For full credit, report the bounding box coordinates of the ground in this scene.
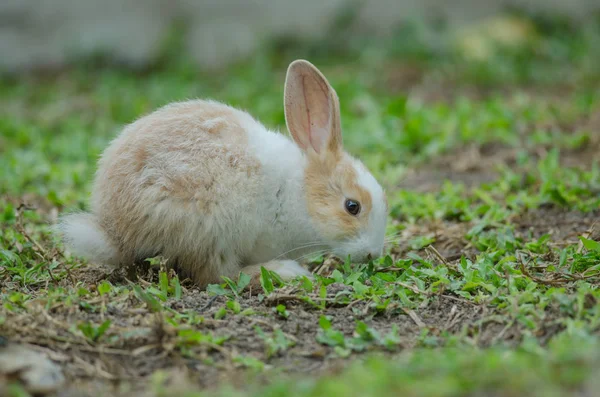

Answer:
[1,13,600,397]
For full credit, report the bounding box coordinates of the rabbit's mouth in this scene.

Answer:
[331,240,383,264]
[349,251,381,263]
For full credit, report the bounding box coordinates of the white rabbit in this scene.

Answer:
[58,60,388,287]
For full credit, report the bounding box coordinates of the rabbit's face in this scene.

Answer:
[305,152,387,263]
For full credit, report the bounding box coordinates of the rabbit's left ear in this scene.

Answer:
[284,60,342,155]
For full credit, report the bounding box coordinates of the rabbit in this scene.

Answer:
[57,60,388,287]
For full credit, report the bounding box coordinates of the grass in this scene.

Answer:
[1,11,600,397]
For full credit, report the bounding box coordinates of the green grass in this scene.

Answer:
[1,12,600,397]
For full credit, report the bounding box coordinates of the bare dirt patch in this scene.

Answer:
[514,206,600,243]
[398,143,512,192]
[399,136,599,193]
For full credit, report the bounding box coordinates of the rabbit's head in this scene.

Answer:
[285,60,388,262]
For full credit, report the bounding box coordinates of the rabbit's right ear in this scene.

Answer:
[284,60,342,156]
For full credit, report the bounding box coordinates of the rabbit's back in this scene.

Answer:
[91,100,267,284]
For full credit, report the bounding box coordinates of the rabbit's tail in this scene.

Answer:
[56,213,118,265]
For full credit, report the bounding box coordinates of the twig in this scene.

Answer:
[15,204,49,257]
[426,245,460,272]
[16,335,135,356]
[519,259,566,286]
[345,298,366,310]
[198,296,219,313]
[491,320,515,345]
[440,294,478,305]
[395,281,427,295]
[402,308,426,328]
[248,318,277,329]
[265,293,335,304]
[73,355,117,380]
[443,305,461,331]
[131,344,161,356]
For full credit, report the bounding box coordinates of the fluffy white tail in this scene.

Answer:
[57,213,118,265]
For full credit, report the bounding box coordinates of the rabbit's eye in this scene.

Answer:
[344,199,361,216]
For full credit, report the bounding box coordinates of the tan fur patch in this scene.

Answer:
[164,101,248,143]
[132,147,148,171]
[304,152,373,240]
[92,100,263,285]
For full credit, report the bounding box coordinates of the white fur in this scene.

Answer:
[243,126,328,264]
[355,158,388,257]
[268,260,314,279]
[57,213,118,264]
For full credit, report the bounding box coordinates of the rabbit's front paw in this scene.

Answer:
[241,259,313,284]
[268,260,313,280]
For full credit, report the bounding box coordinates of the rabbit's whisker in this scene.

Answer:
[274,242,328,260]
[296,250,329,262]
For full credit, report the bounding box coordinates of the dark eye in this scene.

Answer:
[344,199,361,216]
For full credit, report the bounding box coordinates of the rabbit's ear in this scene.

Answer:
[284,60,342,155]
